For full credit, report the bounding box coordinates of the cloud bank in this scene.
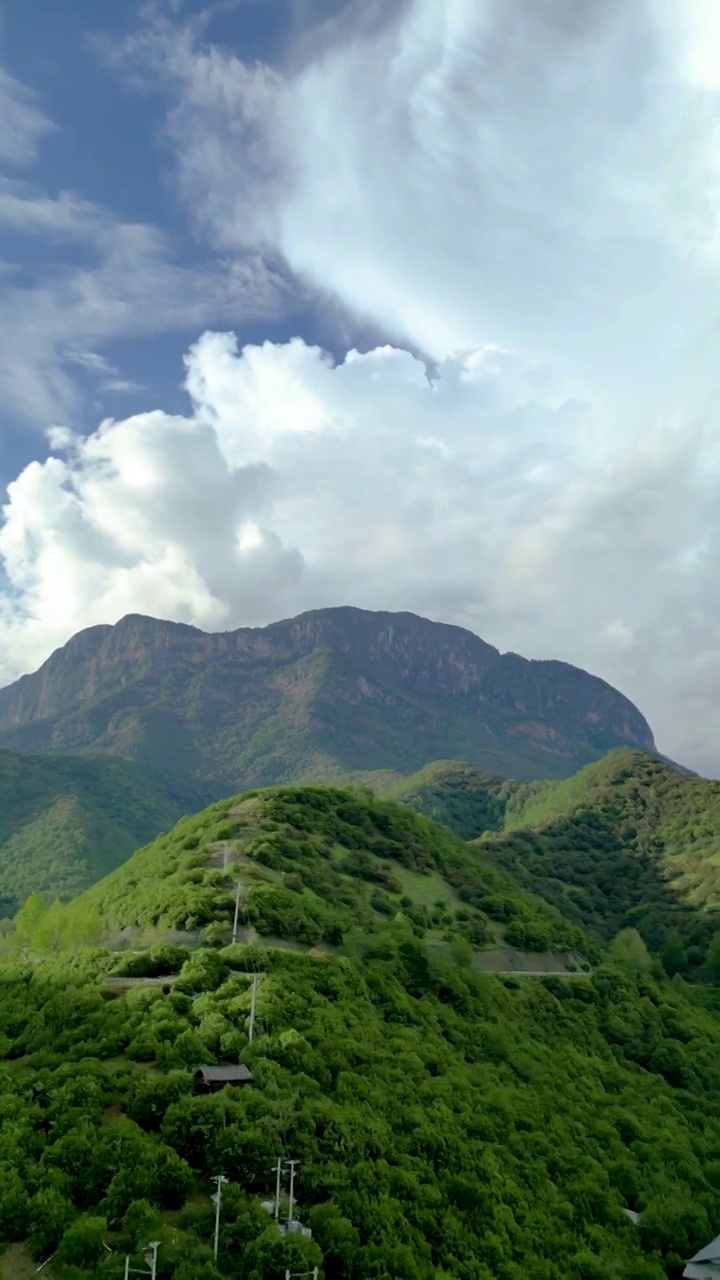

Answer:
[1,330,718,775]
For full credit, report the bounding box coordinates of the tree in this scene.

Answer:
[705,932,720,983]
[56,1214,108,1269]
[661,929,688,978]
[0,1167,30,1242]
[608,928,653,976]
[13,894,46,951]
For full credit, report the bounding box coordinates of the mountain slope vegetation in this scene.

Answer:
[466,751,720,968]
[2,787,720,1277]
[0,750,208,907]
[384,759,542,839]
[0,607,656,790]
[75,785,587,958]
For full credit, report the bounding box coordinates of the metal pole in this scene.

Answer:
[124,1258,129,1280]
[274,1155,282,1221]
[232,882,242,944]
[286,1159,299,1224]
[148,1242,160,1280]
[212,1174,228,1260]
[249,973,259,1043]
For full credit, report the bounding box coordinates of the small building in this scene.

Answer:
[684,1234,720,1279]
[194,1065,254,1092]
[282,1220,312,1239]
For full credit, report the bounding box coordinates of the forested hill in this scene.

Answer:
[471,750,720,973]
[382,751,720,975]
[383,758,543,839]
[0,749,206,907]
[2,784,720,1277]
[73,785,587,957]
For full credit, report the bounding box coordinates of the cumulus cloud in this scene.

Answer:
[1,330,719,777]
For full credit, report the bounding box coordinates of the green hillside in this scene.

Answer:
[0,750,210,907]
[467,750,720,968]
[76,785,587,958]
[2,787,720,1276]
[384,759,543,839]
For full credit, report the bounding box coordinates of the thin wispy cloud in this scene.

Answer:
[0,68,54,167]
[0,60,299,429]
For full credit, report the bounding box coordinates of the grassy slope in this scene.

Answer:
[0,750,209,905]
[4,790,720,1275]
[76,786,587,958]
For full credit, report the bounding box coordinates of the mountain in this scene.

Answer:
[0,607,656,792]
[4,784,720,1278]
[0,749,209,907]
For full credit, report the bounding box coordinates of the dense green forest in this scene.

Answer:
[3,770,720,1277]
[389,751,720,971]
[0,750,211,907]
[69,786,587,958]
[384,760,543,840]
[2,926,720,1278]
[470,752,720,972]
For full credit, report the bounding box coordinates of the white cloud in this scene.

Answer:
[130,1,720,414]
[1,331,719,777]
[0,69,54,167]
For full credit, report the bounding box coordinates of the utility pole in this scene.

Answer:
[232,881,243,944]
[285,1159,300,1224]
[124,1242,160,1279]
[248,973,260,1043]
[273,1155,282,1221]
[145,1242,160,1280]
[211,1174,229,1260]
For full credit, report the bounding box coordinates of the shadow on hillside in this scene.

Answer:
[479,810,720,971]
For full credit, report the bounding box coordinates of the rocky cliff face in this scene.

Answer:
[0,607,655,787]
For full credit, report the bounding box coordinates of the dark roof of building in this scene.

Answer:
[195,1065,254,1083]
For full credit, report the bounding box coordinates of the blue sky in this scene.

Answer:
[0,0,719,774]
[0,0,381,473]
